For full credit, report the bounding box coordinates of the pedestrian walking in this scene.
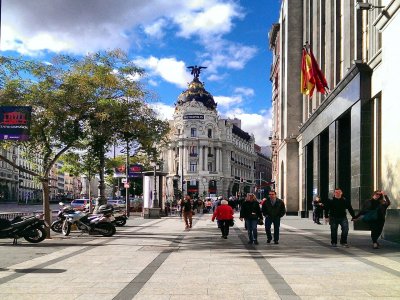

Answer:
[261,190,286,244]
[354,190,391,249]
[181,195,193,229]
[196,198,203,213]
[212,199,234,239]
[324,188,356,247]
[240,193,262,245]
[212,196,222,212]
[312,196,324,224]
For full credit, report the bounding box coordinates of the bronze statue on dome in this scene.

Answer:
[187,65,207,79]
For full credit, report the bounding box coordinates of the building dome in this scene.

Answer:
[176,78,217,110]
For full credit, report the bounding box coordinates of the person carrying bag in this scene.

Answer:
[211,199,234,239]
[354,190,391,249]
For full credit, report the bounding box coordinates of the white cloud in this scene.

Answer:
[1,0,243,56]
[222,108,272,147]
[174,3,242,38]
[1,0,257,85]
[214,96,242,108]
[201,42,258,75]
[143,19,168,39]
[133,56,192,88]
[234,87,255,97]
[151,102,175,120]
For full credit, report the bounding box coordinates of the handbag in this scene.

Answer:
[228,219,234,227]
[362,208,379,222]
[257,218,264,226]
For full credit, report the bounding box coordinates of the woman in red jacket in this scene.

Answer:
[212,199,234,239]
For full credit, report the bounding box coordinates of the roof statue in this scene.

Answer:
[187,65,207,79]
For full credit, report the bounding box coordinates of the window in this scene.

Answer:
[208,162,213,171]
[208,129,212,138]
[191,128,197,137]
[189,162,197,172]
[189,146,197,156]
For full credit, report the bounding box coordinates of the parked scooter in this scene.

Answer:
[112,208,128,227]
[0,215,48,245]
[51,203,76,233]
[61,205,116,237]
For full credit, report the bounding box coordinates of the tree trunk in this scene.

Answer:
[98,146,106,205]
[41,179,51,239]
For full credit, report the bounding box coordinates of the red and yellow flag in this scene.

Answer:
[301,48,328,96]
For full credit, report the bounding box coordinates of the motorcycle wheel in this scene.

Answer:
[114,218,126,227]
[95,222,116,237]
[51,220,63,233]
[24,227,47,243]
[62,220,71,236]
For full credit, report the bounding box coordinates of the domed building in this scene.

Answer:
[160,70,256,200]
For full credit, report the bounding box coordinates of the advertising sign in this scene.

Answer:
[0,106,32,141]
[183,114,204,120]
[128,164,143,178]
[114,164,143,178]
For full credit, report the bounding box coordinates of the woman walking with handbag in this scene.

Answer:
[212,199,234,239]
[354,190,391,249]
[240,193,262,245]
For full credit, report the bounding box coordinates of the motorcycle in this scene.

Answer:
[0,215,48,245]
[112,208,128,227]
[61,205,116,237]
[51,203,76,233]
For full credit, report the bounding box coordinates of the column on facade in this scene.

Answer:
[204,146,209,171]
[199,145,203,171]
[183,144,187,173]
[167,148,172,174]
[215,147,220,172]
[220,149,223,173]
[179,144,183,177]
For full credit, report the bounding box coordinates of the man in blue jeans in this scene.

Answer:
[324,188,356,247]
[261,191,286,244]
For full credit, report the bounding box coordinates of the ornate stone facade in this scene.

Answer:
[161,78,256,200]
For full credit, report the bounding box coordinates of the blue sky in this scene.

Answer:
[1,0,281,147]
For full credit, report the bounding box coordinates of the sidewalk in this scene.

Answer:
[0,212,399,299]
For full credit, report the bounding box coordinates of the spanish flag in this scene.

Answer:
[301,47,328,96]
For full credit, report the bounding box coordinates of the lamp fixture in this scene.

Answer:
[355,2,385,10]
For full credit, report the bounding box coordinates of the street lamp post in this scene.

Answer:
[152,162,159,208]
[146,161,161,219]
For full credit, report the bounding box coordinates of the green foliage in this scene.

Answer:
[0,49,170,214]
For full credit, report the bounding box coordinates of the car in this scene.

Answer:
[70,199,90,210]
[107,199,126,209]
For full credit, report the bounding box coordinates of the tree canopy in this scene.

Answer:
[0,50,170,234]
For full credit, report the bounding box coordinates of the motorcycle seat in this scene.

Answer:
[10,216,37,228]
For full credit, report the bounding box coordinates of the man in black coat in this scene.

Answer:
[324,188,356,247]
[261,190,286,244]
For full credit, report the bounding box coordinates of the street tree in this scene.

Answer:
[0,50,168,236]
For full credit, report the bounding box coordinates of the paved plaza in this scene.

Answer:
[0,211,399,300]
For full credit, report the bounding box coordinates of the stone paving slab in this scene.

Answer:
[0,213,399,299]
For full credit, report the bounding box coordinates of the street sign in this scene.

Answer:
[124,183,130,188]
[122,178,127,183]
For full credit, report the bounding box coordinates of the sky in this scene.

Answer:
[0,0,281,147]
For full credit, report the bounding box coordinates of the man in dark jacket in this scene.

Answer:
[240,193,262,245]
[181,195,193,230]
[324,188,356,247]
[261,191,286,244]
